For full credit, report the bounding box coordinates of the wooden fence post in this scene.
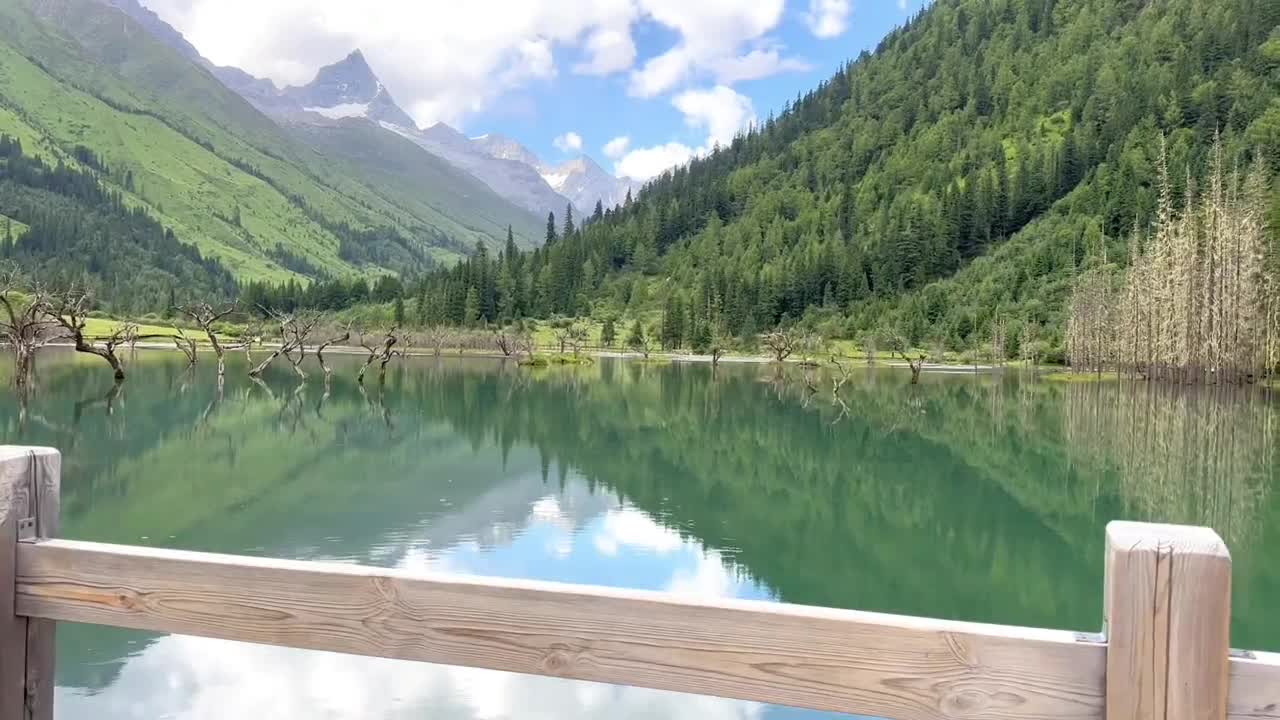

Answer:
[1104,521,1231,720]
[0,447,60,720]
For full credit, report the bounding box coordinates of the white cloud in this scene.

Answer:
[667,551,739,598]
[613,85,754,180]
[626,0,788,97]
[672,85,756,148]
[592,507,685,556]
[58,631,766,720]
[553,131,584,153]
[614,142,696,181]
[602,136,632,160]
[573,27,637,76]
[711,47,811,85]
[143,0,801,128]
[805,0,852,38]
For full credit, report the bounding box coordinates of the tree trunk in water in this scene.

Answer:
[73,339,125,380]
[249,345,291,377]
[13,346,32,390]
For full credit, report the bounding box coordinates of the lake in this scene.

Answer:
[2,349,1278,720]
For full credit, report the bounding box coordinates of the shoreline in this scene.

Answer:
[51,341,1010,373]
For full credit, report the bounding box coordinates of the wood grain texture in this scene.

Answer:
[1228,652,1280,720]
[1104,522,1230,720]
[17,539,1107,720]
[0,447,59,720]
[1104,522,1170,720]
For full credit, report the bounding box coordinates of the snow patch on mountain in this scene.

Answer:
[540,170,570,189]
[304,102,371,119]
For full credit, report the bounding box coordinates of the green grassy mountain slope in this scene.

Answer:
[0,0,543,283]
[406,0,1280,356]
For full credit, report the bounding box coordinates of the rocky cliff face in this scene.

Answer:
[282,50,416,128]
[472,135,638,215]
[384,123,572,217]
[85,0,618,225]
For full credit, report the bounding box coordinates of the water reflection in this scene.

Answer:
[0,350,1277,719]
[56,470,779,720]
[1061,382,1274,547]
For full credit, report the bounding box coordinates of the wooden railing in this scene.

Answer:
[1,446,1277,720]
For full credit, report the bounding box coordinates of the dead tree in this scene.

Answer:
[315,323,352,379]
[0,268,62,391]
[171,327,198,368]
[796,333,824,366]
[761,328,798,363]
[552,326,572,354]
[492,326,516,357]
[237,320,263,365]
[357,328,399,384]
[890,343,928,384]
[282,311,322,381]
[379,333,411,383]
[423,325,451,357]
[176,303,236,376]
[516,330,537,359]
[46,290,129,381]
[828,355,854,422]
[861,331,878,366]
[248,309,319,378]
[568,324,589,356]
[710,342,726,368]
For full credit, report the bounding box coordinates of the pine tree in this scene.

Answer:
[463,287,480,326]
[416,284,430,326]
[563,204,575,238]
[593,200,604,223]
[393,295,406,325]
[545,212,558,247]
[631,233,657,273]
[660,293,686,349]
[600,317,616,347]
[626,319,646,348]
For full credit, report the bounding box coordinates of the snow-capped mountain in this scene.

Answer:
[382,123,571,217]
[86,1,626,227]
[473,135,638,215]
[283,51,416,128]
[539,157,638,215]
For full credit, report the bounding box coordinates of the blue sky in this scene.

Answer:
[479,1,926,175]
[147,0,927,179]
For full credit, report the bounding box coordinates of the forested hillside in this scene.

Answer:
[0,134,236,310]
[408,0,1280,357]
[0,0,543,293]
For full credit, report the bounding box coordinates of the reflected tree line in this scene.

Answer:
[2,354,1279,648]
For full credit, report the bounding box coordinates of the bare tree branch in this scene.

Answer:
[176,303,237,376]
[45,288,130,381]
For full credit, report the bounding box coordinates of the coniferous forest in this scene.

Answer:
[0,135,237,313]
[396,0,1280,361]
[4,0,1280,366]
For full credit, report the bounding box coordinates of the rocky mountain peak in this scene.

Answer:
[472,133,542,168]
[284,49,415,128]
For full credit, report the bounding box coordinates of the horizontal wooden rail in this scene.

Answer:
[1229,651,1280,720]
[3,448,1280,720]
[18,539,1107,720]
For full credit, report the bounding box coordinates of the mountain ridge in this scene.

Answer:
[6,0,547,281]
[82,1,638,221]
